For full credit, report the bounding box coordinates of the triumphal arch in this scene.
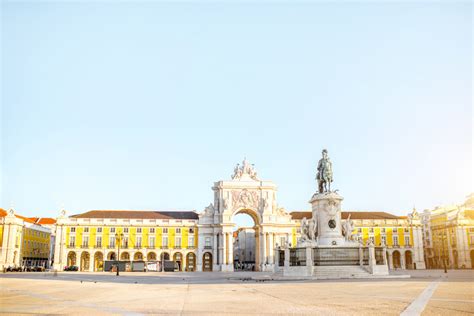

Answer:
[197,159,295,272]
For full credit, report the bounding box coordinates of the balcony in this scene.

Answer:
[161,245,169,249]
[68,244,76,248]
[107,245,116,249]
[134,245,142,249]
[147,246,156,249]
[187,246,195,249]
[175,246,181,249]
[204,245,212,249]
[81,244,89,249]
[94,244,102,248]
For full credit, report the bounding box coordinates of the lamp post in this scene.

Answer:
[442,228,447,273]
[115,233,124,276]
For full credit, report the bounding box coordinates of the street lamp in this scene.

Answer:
[115,233,124,276]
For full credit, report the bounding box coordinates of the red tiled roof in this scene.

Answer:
[71,210,199,220]
[290,211,404,220]
[28,217,57,225]
[0,208,37,224]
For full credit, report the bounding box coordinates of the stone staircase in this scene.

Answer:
[312,266,372,279]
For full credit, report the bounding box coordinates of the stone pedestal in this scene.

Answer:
[310,192,345,246]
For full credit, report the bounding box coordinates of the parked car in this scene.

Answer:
[63,265,79,271]
[32,266,45,272]
[6,266,22,272]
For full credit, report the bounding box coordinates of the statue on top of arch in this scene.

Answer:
[232,158,259,180]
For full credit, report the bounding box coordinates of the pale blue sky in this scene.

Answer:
[1,1,472,220]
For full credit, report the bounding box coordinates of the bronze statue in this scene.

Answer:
[316,149,333,193]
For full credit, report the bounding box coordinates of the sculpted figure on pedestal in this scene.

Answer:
[204,203,215,216]
[342,214,354,241]
[309,217,318,240]
[231,158,259,180]
[300,217,310,241]
[316,149,333,193]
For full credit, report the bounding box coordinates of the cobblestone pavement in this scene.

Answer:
[0,270,472,315]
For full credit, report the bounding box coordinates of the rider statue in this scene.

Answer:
[316,149,333,193]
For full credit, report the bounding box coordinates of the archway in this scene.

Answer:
[134,252,143,261]
[147,252,157,261]
[121,252,130,260]
[161,252,170,260]
[94,252,104,271]
[186,253,196,271]
[232,209,259,271]
[470,250,474,269]
[67,251,76,267]
[173,252,183,271]
[405,251,413,269]
[203,252,213,271]
[392,251,401,269]
[80,252,90,271]
[108,252,116,261]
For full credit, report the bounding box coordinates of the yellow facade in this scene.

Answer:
[65,225,198,252]
[21,227,51,259]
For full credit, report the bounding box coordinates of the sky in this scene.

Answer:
[1,1,472,222]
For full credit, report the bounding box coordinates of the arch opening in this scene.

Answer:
[232,210,258,271]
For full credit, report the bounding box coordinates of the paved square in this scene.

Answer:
[1,270,473,315]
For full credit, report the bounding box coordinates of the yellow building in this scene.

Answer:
[53,210,199,272]
[0,208,53,269]
[290,210,426,270]
[422,194,474,269]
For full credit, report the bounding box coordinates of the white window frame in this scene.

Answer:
[393,235,399,246]
[149,236,155,248]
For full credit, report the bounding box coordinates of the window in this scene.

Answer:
[149,228,155,234]
[176,228,181,234]
[110,227,116,233]
[404,228,410,233]
[175,236,182,248]
[83,236,89,247]
[84,227,89,233]
[136,236,142,248]
[470,235,474,244]
[96,236,102,247]
[70,227,76,233]
[369,228,374,233]
[109,236,115,248]
[137,228,142,234]
[369,236,375,244]
[188,235,195,248]
[381,236,386,245]
[469,228,474,233]
[381,228,386,233]
[357,228,362,233]
[393,235,399,246]
[189,228,194,234]
[123,227,129,233]
[69,236,76,247]
[393,228,398,234]
[162,236,168,247]
[205,237,211,248]
[280,236,286,247]
[122,236,129,248]
[149,236,155,248]
[97,227,102,233]
[163,228,168,234]
[404,236,410,246]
